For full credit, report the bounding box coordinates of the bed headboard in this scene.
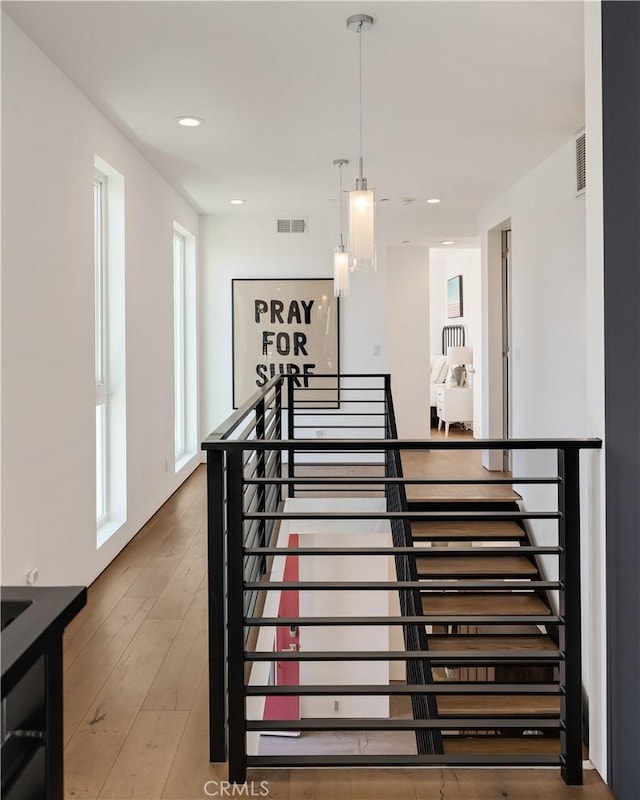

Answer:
[442,324,466,354]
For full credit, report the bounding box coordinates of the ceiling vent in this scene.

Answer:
[276,218,307,234]
[576,131,586,195]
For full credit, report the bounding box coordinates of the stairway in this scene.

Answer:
[408,502,563,759]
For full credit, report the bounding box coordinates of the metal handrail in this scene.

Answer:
[204,436,602,450]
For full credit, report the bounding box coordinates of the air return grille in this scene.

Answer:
[576,132,586,194]
[276,218,307,234]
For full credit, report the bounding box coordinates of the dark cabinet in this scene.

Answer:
[1,586,86,800]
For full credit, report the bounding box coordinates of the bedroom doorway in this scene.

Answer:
[502,229,512,471]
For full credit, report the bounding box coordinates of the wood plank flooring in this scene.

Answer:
[62,463,615,800]
[401,430,520,503]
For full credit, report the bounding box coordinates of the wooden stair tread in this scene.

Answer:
[412,520,526,539]
[436,695,561,715]
[416,555,538,577]
[443,736,560,755]
[421,593,551,615]
[428,635,557,652]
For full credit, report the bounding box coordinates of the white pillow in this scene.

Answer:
[429,356,442,381]
[430,355,448,384]
[435,361,450,384]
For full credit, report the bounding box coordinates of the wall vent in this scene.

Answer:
[576,132,586,195]
[276,218,307,234]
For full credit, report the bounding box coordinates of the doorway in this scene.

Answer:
[502,229,512,471]
[481,219,511,472]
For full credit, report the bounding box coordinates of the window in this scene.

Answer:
[173,222,197,470]
[94,157,127,545]
[173,230,186,461]
[94,174,108,524]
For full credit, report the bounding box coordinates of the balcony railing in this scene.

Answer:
[202,373,601,785]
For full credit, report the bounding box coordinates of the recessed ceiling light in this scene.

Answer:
[229,199,246,205]
[176,116,203,127]
[442,240,455,245]
[427,198,441,204]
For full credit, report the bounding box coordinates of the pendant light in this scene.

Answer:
[333,158,350,297]
[347,13,376,272]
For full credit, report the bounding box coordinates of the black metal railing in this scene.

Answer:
[202,373,601,785]
[384,376,441,756]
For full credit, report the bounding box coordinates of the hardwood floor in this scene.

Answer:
[403,427,519,503]
[62,464,615,799]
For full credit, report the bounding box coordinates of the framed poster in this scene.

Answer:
[447,275,463,318]
[232,278,339,408]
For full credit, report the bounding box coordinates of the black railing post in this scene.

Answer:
[287,376,295,498]
[227,447,247,784]
[207,449,227,762]
[383,373,442,756]
[558,445,583,785]
[383,375,391,434]
[45,636,64,799]
[255,398,266,573]
[275,380,283,499]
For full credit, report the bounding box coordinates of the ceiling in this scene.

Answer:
[3,1,585,245]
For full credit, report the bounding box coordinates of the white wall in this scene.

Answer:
[1,16,200,586]
[477,137,587,451]
[386,246,430,438]
[299,539,390,719]
[478,138,587,563]
[299,518,390,720]
[429,256,447,357]
[199,215,393,438]
[429,248,481,357]
[477,129,606,775]
[200,217,437,443]
[583,0,607,779]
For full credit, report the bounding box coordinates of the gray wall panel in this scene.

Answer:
[602,2,640,798]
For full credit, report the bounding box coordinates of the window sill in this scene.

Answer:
[97,517,126,549]
[175,451,198,475]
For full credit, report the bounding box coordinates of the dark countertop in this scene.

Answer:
[1,586,87,696]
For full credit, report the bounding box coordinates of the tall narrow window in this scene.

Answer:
[173,222,197,471]
[173,230,186,461]
[94,156,127,546]
[94,174,108,525]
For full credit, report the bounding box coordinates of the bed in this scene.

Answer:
[430,324,466,406]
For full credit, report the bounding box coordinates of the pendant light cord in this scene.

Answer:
[339,162,344,247]
[358,29,364,179]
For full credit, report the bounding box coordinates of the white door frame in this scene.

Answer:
[501,229,512,471]
[481,218,511,471]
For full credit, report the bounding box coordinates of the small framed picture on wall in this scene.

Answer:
[447,275,463,318]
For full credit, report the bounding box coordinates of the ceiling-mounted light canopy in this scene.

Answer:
[333,159,350,298]
[347,13,376,272]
